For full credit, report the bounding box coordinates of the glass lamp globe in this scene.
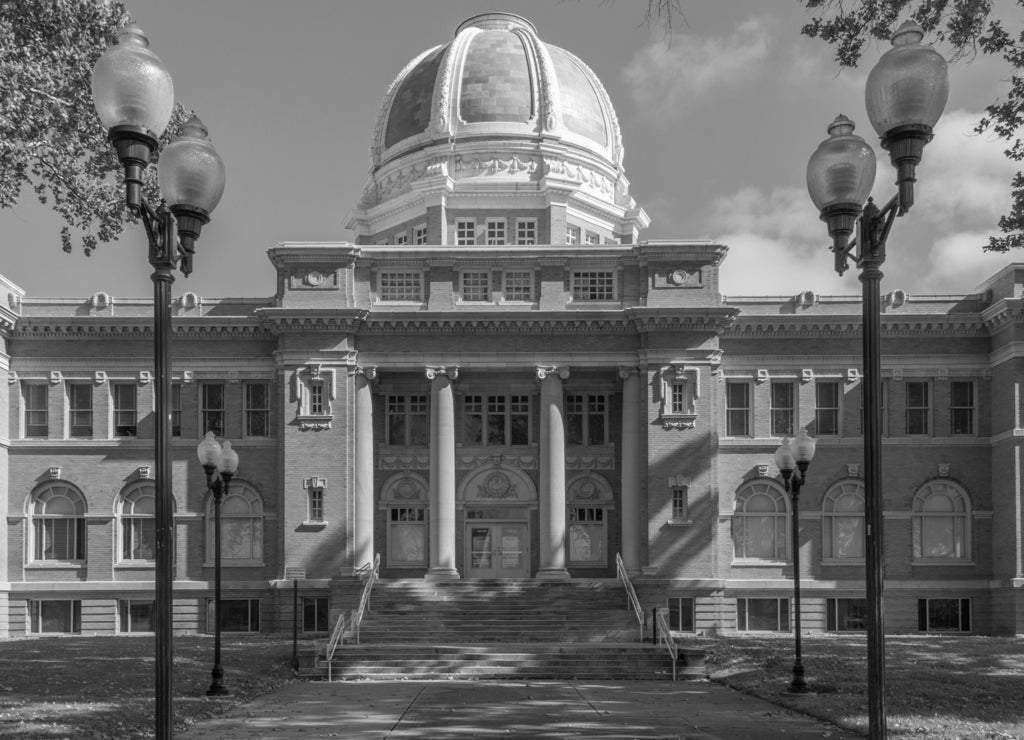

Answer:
[791,429,817,465]
[91,24,174,138]
[219,441,239,475]
[774,437,796,474]
[196,431,223,469]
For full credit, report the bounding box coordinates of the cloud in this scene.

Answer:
[717,232,851,297]
[624,18,771,121]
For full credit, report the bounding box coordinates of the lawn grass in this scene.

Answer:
[1,633,1022,738]
[696,633,1024,739]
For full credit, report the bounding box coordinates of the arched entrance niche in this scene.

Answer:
[458,464,537,578]
[566,472,614,569]
[380,472,429,570]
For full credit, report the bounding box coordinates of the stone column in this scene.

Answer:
[353,366,377,574]
[619,367,642,573]
[426,366,460,581]
[537,365,570,579]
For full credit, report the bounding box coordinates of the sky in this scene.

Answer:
[2,0,1020,301]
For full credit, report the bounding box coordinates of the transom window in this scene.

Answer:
[113,384,137,437]
[502,270,533,302]
[770,382,795,437]
[24,383,48,438]
[725,382,750,437]
[31,483,86,561]
[456,219,476,246]
[68,383,92,438]
[486,219,506,245]
[571,270,615,301]
[912,480,970,561]
[387,394,428,446]
[906,381,930,435]
[950,381,974,435]
[463,394,530,446]
[379,271,423,302]
[460,270,491,302]
[516,219,536,245]
[201,383,225,436]
[815,381,840,436]
[244,382,269,437]
[822,480,865,560]
[566,393,607,446]
[206,483,264,563]
[732,481,788,561]
[119,483,156,561]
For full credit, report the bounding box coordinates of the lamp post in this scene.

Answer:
[774,429,817,694]
[92,25,226,739]
[806,20,948,740]
[197,432,239,697]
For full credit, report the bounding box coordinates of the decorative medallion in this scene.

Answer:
[305,270,325,287]
[478,471,516,499]
[669,270,688,286]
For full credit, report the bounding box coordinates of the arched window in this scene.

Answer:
[732,481,788,561]
[206,483,263,564]
[118,483,156,561]
[913,480,970,561]
[822,480,865,560]
[30,483,86,561]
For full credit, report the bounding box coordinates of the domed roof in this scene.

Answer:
[369,13,623,171]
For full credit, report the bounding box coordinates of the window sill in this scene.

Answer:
[665,520,693,527]
[912,559,975,566]
[300,521,328,530]
[26,562,85,569]
[730,559,789,567]
[297,415,333,431]
[115,561,155,569]
[821,558,866,566]
[659,414,697,431]
[203,560,265,568]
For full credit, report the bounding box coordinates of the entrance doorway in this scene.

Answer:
[466,522,530,578]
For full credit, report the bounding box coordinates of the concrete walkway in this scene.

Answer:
[176,679,862,739]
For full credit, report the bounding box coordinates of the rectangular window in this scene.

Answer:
[171,383,182,437]
[29,600,81,634]
[736,598,790,632]
[244,382,269,437]
[571,270,615,301]
[566,224,580,245]
[950,381,974,435]
[122,516,155,560]
[309,384,325,416]
[113,383,137,437]
[456,219,476,246]
[388,507,426,566]
[210,598,260,633]
[585,231,600,245]
[568,507,606,565]
[815,381,840,436]
[307,486,324,522]
[485,219,506,246]
[303,597,330,633]
[671,487,689,522]
[387,394,428,446]
[394,231,408,245]
[462,394,530,446]
[516,219,536,245]
[24,383,48,438]
[414,224,427,245]
[918,598,971,632]
[379,271,423,302]
[725,382,750,437]
[826,598,867,631]
[68,383,92,438]
[119,600,154,633]
[906,381,930,435]
[667,597,695,632]
[461,270,491,302]
[770,382,795,437]
[670,383,688,414]
[201,383,225,436]
[502,270,533,302]
[35,518,85,561]
[566,394,608,446]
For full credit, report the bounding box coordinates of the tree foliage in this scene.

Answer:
[801,0,1024,251]
[0,0,190,255]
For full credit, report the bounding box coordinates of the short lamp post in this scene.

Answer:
[806,20,948,740]
[92,25,225,738]
[197,432,239,697]
[774,429,817,694]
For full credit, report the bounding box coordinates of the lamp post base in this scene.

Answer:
[788,660,809,694]
[207,666,229,698]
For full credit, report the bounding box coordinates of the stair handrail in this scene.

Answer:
[323,609,348,673]
[655,608,679,681]
[615,552,645,641]
[351,552,381,645]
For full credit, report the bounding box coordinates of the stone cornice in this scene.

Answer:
[11,316,270,340]
[727,315,986,338]
[255,308,368,334]
[267,243,360,268]
[981,298,1024,331]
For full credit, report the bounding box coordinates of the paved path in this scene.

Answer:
[176,680,861,739]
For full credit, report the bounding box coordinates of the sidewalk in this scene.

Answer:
[176,679,862,739]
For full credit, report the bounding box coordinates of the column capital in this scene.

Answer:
[355,365,378,382]
[536,365,569,381]
[425,365,459,381]
[618,366,640,380]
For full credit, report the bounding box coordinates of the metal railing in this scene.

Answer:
[615,552,644,641]
[322,553,380,681]
[655,608,679,681]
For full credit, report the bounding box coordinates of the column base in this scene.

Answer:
[535,568,571,581]
[425,568,461,582]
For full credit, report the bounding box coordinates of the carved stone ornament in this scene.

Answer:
[303,477,327,489]
[48,466,61,480]
[565,454,614,470]
[847,464,860,477]
[356,365,378,382]
[536,365,569,381]
[478,471,517,499]
[178,292,200,309]
[796,290,817,309]
[886,289,909,308]
[8,292,21,310]
[845,368,861,383]
[393,477,426,500]
[757,464,769,477]
[304,271,325,287]
[90,291,112,309]
[425,365,459,381]
[227,371,239,384]
[7,371,16,385]
[94,371,107,385]
[938,463,950,477]
[49,371,62,385]
[138,370,152,385]
[298,417,333,432]
[755,369,769,384]
[801,369,814,384]
[138,466,152,480]
[182,370,195,384]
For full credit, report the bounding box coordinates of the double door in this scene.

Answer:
[466,521,529,578]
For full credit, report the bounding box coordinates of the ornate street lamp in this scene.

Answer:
[197,432,239,697]
[92,24,226,739]
[807,19,947,740]
[774,430,817,694]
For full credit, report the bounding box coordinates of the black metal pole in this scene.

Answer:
[292,579,299,671]
[859,207,887,739]
[152,209,176,740]
[788,473,807,693]
[208,474,229,696]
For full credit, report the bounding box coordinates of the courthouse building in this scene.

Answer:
[2,12,1023,638]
